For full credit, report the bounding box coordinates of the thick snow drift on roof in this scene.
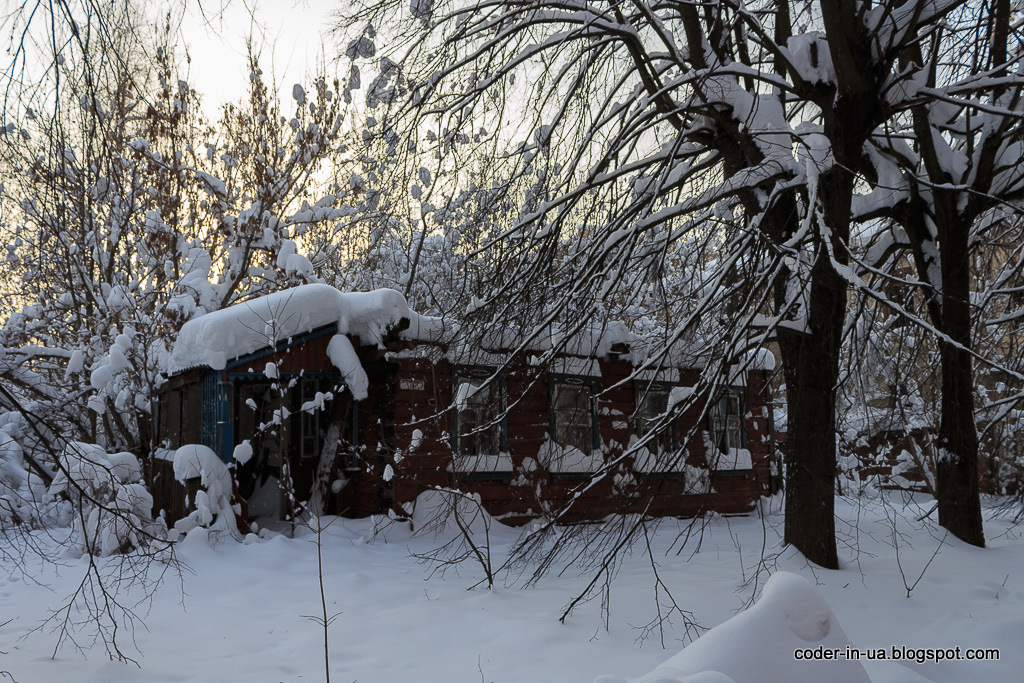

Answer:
[167,285,441,373]
[326,334,369,400]
[622,571,870,683]
[481,320,637,358]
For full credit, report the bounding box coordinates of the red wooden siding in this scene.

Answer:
[228,330,338,374]
[155,334,773,526]
[151,456,187,523]
[383,348,770,522]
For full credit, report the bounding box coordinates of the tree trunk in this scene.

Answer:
[780,260,843,569]
[935,229,985,546]
[902,186,985,546]
[780,167,852,570]
[780,323,840,569]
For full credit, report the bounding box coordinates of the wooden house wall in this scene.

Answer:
[223,329,367,516]
[227,330,337,374]
[350,349,394,516]
[156,370,203,450]
[151,456,187,523]
[390,354,452,502]
[383,350,771,522]
[155,333,774,525]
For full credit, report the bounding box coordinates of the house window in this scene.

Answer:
[299,376,334,459]
[552,378,597,454]
[454,368,505,456]
[709,387,749,469]
[635,385,676,453]
[157,389,183,449]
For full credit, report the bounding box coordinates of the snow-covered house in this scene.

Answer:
[154,285,775,524]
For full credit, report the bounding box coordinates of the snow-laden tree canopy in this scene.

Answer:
[336,0,1024,561]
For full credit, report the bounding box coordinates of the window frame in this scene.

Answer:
[297,375,335,460]
[452,365,507,458]
[708,385,748,469]
[633,382,679,454]
[549,375,599,455]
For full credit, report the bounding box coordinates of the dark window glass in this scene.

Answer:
[710,387,745,455]
[553,380,595,453]
[455,370,505,456]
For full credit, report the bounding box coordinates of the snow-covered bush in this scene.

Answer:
[171,445,243,542]
[0,45,348,466]
[0,410,75,530]
[48,442,164,557]
[0,412,30,520]
[0,411,48,527]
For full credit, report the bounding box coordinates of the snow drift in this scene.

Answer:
[604,571,870,683]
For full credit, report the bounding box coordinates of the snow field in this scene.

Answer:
[1,495,1022,682]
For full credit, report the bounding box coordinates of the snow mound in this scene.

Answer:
[172,444,242,542]
[166,285,442,373]
[408,488,495,539]
[623,571,870,683]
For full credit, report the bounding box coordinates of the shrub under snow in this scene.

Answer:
[48,442,165,556]
[171,444,242,542]
[0,411,52,527]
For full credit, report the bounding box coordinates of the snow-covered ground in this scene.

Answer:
[2,495,1022,683]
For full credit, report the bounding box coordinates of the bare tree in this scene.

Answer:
[853,0,1024,545]
[336,0,1015,569]
[0,0,350,660]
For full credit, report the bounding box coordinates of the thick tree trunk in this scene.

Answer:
[780,323,840,570]
[780,262,843,569]
[935,230,985,546]
[902,187,985,546]
[779,168,852,570]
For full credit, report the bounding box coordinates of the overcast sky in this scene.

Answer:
[178,1,337,116]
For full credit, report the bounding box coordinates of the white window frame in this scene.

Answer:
[454,367,506,458]
[708,386,751,470]
[551,377,598,455]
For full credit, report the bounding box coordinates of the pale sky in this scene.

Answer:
[177,1,338,116]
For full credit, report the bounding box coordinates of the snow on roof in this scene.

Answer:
[166,285,774,379]
[463,319,731,372]
[166,285,443,374]
[480,320,637,358]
